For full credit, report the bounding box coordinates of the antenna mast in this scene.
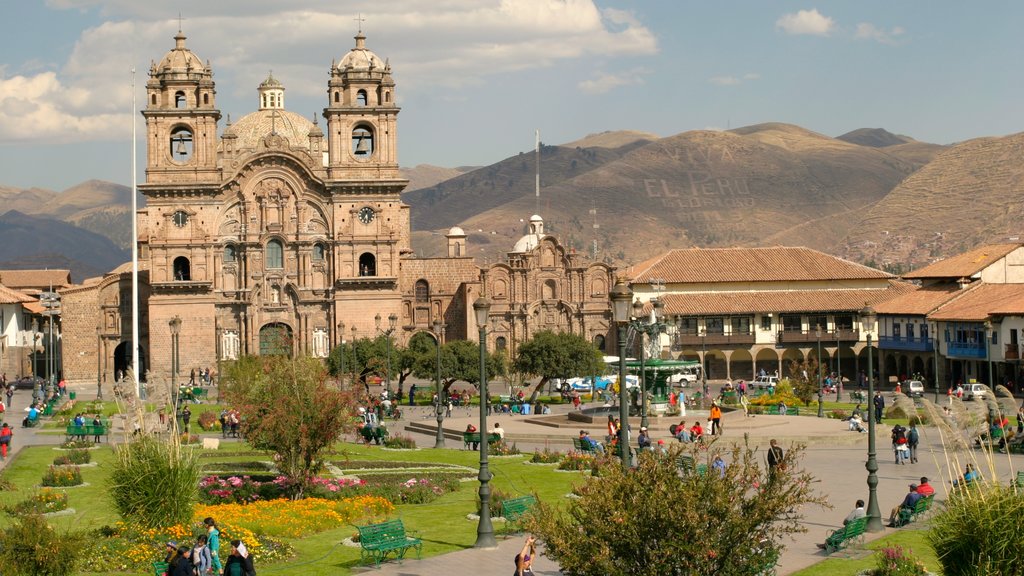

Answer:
[131,67,141,398]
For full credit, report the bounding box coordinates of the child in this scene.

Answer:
[192,534,213,575]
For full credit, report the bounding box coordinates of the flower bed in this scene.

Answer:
[5,488,69,515]
[59,439,95,450]
[53,448,91,466]
[530,448,562,464]
[196,496,393,538]
[558,453,595,471]
[41,465,83,487]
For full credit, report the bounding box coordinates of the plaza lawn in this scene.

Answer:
[0,441,584,576]
[791,528,942,576]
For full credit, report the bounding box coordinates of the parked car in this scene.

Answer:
[906,380,925,397]
[964,383,987,401]
[12,376,44,390]
[751,375,779,390]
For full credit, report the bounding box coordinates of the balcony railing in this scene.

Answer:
[879,335,935,352]
[674,332,756,347]
[776,329,860,345]
[946,341,986,359]
[1006,344,1020,361]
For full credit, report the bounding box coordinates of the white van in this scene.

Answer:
[964,383,987,401]
[906,380,925,397]
[751,375,779,390]
[667,366,702,387]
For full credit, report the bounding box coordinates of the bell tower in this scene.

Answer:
[323,32,401,181]
[143,30,221,185]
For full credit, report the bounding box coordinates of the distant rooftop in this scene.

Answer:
[903,243,1022,280]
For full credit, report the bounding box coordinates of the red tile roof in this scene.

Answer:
[930,283,1024,321]
[0,284,35,305]
[658,280,914,316]
[872,285,966,315]
[903,243,1022,279]
[628,247,891,284]
[0,269,71,291]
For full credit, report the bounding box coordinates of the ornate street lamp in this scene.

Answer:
[169,316,182,416]
[337,321,346,386]
[861,304,883,532]
[96,326,103,401]
[984,319,994,387]
[432,319,446,449]
[375,313,399,395]
[609,279,634,472]
[816,324,824,418]
[472,296,496,548]
[931,321,940,403]
[836,324,842,401]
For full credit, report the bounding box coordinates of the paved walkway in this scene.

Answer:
[7,381,1022,576]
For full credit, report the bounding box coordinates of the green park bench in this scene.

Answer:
[1014,471,1024,490]
[894,494,934,527]
[721,390,738,405]
[501,494,538,534]
[849,391,867,403]
[462,432,500,449]
[676,455,708,476]
[152,561,169,576]
[824,516,868,553]
[359,424,388,445]
[572,437,598,454]
[356,518,422,568]
[65,424,107,442]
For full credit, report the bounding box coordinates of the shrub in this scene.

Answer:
[867,545,928,576]
[5,488,69,516]
[53,448,91,466]
[886,406,908,420]
[42,465,83,487]
[531,448,562,463]
[558,452,595,471]
[383,434,417,449]
[197,411,219,431]
[829,409,848,420]
[908,414,930,426]
[179,433,200,445]
[0,513,85,575]
[60,438,94,449]
[929,482,1024,575]
[109,435,201,528]
[491,440,521,455]
[483,487,514,516]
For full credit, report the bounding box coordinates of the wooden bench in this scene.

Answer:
[894,494,934,527]
[462,432,500,450]
[356,519,422,568]
[501,495,537,534]
[824,516,867,553]
[65,424,107,442]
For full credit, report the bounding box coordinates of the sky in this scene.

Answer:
[1,1,1023,191]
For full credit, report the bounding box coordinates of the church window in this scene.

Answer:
[175,91,186,108]
[266,239,284,269]
[203,93,209,105]
[594,334,607,352]
[358,253,376,277]
[496,336,507,351]
[384,91,391,103]
[312,243,326,261]
[356,89,368,106]
[352,125,374,157]
[453,242,461,257]
[261,94,267,108]
[170,126,194,163]
[151,94,157,106]
[334,91,339,103]
[173,256,191,281]
[415,280,429,303]
[223,245,236,263]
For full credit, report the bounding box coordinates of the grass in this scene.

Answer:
[791,528,942,576]
[0,441,585,576]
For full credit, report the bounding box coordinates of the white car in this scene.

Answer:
[751,375,779,390]
[964,383,987,401]
[906,380,925,397]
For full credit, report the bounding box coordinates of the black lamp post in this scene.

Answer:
[836,326,842,401]
[337,321,346,387]
[984,320,994,387]
[700,328,708,403]
[351,326,358,386]
[932,321,940,403]
[610,280,633,472]
[96,326,103,401]
[432,319,446,449]
[375,313,398,395]
[169,316,182,415]
[861,305,883,532]
[472,296,496,549]
[816,324,824,418]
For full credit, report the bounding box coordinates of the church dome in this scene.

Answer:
[226,109,314,151]
[259,73,283,88]
[511,215,546,253]
[156,32,207,74]
[339,32,387,71]
[447,226,466,237]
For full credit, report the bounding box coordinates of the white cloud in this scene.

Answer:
[7,1,658,143]
[776,9,835,36]
[855,23,905,45]
[578,68,650,94]
[708,73,759,86]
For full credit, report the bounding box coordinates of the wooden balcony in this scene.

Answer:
[1006,344,1020,361]
[674,332,756,347]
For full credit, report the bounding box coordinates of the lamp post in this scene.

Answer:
[610,279,634,473]
[700,328,708,402]
[932,322,940,403]
[337,322,346,386]
[351,326,358,387]
[984,320,994,387]
[861,305,883,532]
[375,313,398,396]
[472,296,496,549]
[96,326,103,400]
[836,326,842,402]
[816,324,824,418]
[169,316,182,413]
[432,319,446,449]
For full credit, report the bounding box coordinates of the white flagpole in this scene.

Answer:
[534,129,540,215]
[131,67,142,398]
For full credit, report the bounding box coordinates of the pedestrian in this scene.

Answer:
[710,401,722,435]
[181,406,192,434]
[169,545,194,576]
[219,410,228,438]
[203,517,222,575]
[409,384,416,406]
[767,439,784,475]
[887,484,923,526]
[192,534,212,576]
[712,454,726,477]
[465,424,479,450]
[637,426,652,451]
[816,500,866,549]
[1017,405,1024,435]
[92,414,103,443]
[223,540,255,576]
[891,423,908,465]
[4,382,12,410]
[514,535,537,576]
[873,391,885,423]
[907,422,920,463]
[0,422,12,460]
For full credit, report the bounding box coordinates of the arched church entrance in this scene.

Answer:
[259,323,293,356]
[113,341,147,382]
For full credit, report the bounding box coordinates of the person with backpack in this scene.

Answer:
[891,423,908,465]
[906,422,920,464]
[192,535,213,576]
[0,423,12,460]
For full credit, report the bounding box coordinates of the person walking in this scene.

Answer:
[710,401,723,435]
[873,391,885,423]
[0,423,12,460]
[4,382,12,410]
[767,439,784,477]
[891,423,908,465]
[203,517,222,575]
[181,406,192,434]
[192,534,212,576]
[906,422,920,463]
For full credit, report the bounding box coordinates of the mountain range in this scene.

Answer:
[5,122,1024,281]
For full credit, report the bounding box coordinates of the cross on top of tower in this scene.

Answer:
[354,13,365,33]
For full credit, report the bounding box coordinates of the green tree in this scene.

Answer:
[788,358,821,407]
[396,331,438,394]
[514,330,605,402]
[527,443,828,576]
[221,355,357,497]
[328,336,388,395]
